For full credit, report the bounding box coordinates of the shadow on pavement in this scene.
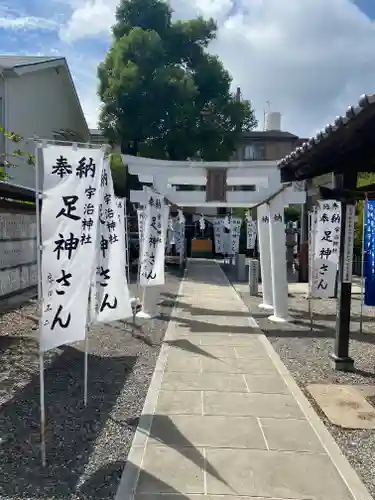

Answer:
[161,315,255,335]
[135,414,230,490]
[163,338,220,359]
[80,460,193,499]
[0,346,136,499]
[160,297,250,318]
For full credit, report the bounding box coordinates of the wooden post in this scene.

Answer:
[299,180,309,282]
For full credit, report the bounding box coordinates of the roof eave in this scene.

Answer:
[12,58,65,76]
[278,93,375,182]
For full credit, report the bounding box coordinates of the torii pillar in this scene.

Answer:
[257,204,274,310]
[268,191,290,322]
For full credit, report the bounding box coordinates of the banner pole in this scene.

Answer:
[84,329,89,406]
[124,200,131,285]
[35,141,47,467]
[360,196,367,335]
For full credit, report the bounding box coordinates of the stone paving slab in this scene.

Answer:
[116,260,372,500]
[161,372,248,392]
[307,383,375,429]
[147,415,267,449]
[205,448,353,499]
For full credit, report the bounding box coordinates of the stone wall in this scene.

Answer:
[0,211,37,298]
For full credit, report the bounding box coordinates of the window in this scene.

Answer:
[175,185,206,191]
[229,185,256,192]
[244,143,266,160]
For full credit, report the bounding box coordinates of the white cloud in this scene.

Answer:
[59,0,375,136]
[59,0,117,42]
[0,4,59,31]
[0,16,57,30]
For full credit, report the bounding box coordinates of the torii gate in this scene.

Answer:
[122,155,305,323]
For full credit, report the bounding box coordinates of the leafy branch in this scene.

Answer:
[0,126,35,181]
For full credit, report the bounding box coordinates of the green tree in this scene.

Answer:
[110,153,128,197]
[0,127,34,181]
[285,205,300,223]
[98,0,257,161]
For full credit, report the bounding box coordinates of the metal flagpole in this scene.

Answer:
[124,200,131,285]
[84,283,93,407]
[35,140,46,467]
[84,282,95,406]
[360,196,367,335]
[84,326,89,406]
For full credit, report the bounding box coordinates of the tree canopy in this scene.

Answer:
[98,0,257,162]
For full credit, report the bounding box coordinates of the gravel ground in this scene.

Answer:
[223,265,375,499]
[0,266,182,500]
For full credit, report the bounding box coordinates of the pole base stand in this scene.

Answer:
[259,303,274,311]
[136,310,153,320]
[329,353,354,372]
[268,314,292,324]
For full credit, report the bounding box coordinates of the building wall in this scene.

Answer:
[5,66,89,189]
[90,129,106,145]
[236,139,296,161]
[264,140,296,161]
[217,136,298,205]
[0,204,37,298]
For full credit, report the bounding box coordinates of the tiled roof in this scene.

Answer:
[278,93,375,174]
[243,130,298,140]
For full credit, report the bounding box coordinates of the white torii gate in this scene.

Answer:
[122,155,305,323]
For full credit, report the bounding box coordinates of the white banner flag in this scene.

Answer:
[167,216,175,251]
[311,200,341,298]
[116,196,128,272]
[246,217,257,250]
[93,162,133,322]
[342,204,355,283]
[308,209,317,295]
[140,188,166,287]
[176,211,185,256]
[174,219,185,255]
[230,218,242,255]
[40,145,104,351]
[213,218,225,255]
[137,207,145,248]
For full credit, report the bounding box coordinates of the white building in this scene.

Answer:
[0,55,89,188]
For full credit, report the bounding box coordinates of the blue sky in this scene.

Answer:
[355,0,375,17]
[1,0,375,136]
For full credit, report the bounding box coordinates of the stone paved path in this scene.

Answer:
[116,260,371,500]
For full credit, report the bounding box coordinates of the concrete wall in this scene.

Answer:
[0,210,37,297]
[5,66,89,189]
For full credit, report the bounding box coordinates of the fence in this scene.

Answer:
[0,200,37,299]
